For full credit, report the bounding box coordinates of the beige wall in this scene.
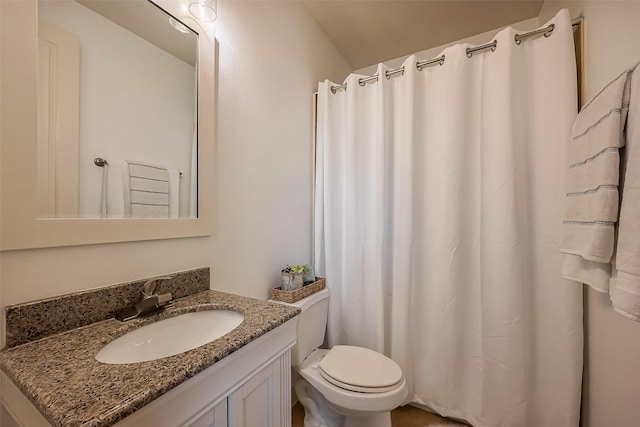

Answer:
[210,0,351,298]
[0,1,350,348]
[538,2,640,426]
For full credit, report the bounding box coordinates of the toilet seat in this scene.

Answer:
[296,348,409,414]
[318,345,403,393]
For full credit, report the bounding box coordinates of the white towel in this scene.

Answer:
[168,169,180,218]
[560,67,632,292]
[100,160,130,218]
[610,66,640,320]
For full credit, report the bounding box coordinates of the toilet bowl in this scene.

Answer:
[271,288,408,427]
[296,347,408,427]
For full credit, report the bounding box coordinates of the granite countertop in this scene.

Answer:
[0,290,300,427]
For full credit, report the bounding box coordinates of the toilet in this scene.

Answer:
[273,288,408,427]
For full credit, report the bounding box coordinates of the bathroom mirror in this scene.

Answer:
[0,0,215,249]
[38,0,197,219]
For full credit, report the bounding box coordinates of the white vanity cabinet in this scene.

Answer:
[116,317,295,427]
[187,400,228,427]
[184,353,290,427]
[228,356,287,427]
[1,318,296,427]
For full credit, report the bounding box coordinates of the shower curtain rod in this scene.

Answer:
[330,17,583,94]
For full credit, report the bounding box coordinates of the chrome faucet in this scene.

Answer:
[142,276,173,299]
[115,276,174,321]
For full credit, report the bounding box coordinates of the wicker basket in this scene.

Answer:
[271,277,326,304]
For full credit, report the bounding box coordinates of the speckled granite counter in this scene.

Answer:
[0,290,300,427]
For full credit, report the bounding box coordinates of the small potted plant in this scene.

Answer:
[281,265,305,291]
[303,264,315,285]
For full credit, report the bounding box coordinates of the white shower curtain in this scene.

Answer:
[315,9,583,427]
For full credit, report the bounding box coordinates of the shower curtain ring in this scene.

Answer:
[544,24,555,37]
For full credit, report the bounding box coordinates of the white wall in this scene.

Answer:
[538,3,640,426]
[0,0,350,348]
[210,0,351,298]
[40,0,196,218]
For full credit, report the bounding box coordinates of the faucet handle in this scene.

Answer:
[157,293,172,305]
[142,275,175,298]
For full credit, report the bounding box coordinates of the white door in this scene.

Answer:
[37,21,80,217]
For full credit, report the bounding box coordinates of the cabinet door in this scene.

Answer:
[188,399,228,427]
[229,360,284,427]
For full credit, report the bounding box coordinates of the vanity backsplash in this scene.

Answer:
[4,267,210,348]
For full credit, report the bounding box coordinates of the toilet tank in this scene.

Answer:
[272,288,329,366]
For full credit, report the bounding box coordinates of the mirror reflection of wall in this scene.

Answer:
[37,0,198,219]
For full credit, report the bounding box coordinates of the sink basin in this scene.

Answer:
[96,310,244,364]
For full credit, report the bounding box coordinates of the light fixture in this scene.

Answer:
[188,0,217,22]
[169,17,191,34]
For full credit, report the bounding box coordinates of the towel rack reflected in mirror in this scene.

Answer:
[93,157,182,176]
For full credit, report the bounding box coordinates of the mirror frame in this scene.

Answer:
[0,0,214,250]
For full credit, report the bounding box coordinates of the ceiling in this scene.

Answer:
[76,0,198,65]
[302,1,544,70]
